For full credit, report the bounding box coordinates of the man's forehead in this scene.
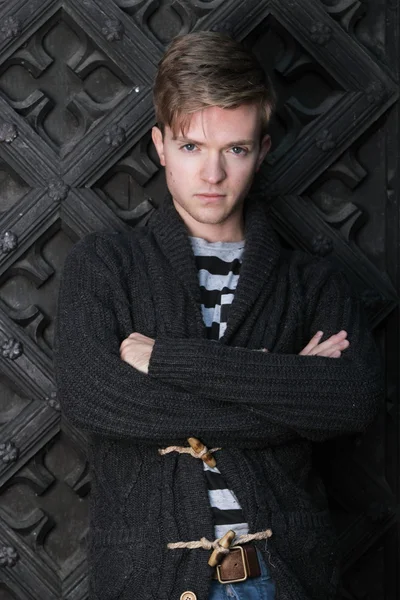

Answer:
[169,105,262,142]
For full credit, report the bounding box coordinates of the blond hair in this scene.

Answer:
[153,31,276,138]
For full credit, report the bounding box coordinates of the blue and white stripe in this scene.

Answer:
[190,236,249,540]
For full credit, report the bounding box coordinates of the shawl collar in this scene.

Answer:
[148,193,281,342]
[149,193,202,306]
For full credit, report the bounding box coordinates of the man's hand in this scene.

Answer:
[299,330,349,358]
[120,333,155,374]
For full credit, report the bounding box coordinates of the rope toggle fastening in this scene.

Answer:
[159,437,221,468]
[167,528,273,566]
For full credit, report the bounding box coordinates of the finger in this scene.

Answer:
[322,330,348,339]
[331,330,348,340]
[317,331,348,346]
[308,335,349,356]
[313,340,350,357]
[308,343,348,358]
[299,331,323,356]
[307,330,347,350]
[315,349,342,359]
[321,348,342,358]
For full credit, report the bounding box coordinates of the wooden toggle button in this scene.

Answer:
[208,530,236,567]
[187,437,216,468]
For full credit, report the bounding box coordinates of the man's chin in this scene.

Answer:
[190,208,232,226]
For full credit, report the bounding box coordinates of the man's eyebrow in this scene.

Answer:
[172,136,255,146]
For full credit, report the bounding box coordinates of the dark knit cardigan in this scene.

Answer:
[54,194,383,600]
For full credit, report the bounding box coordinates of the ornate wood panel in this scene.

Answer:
[0,1,398,598]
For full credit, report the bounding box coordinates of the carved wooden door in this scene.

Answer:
[0,1,398,599]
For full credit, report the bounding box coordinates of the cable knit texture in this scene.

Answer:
[54,194,383,600]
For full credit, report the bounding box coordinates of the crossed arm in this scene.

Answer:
[54,235,383,445]
[118,268,382,441]
[120,329,351,374]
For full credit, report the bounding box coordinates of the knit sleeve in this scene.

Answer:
[149,267,384,442]
[54,234,290,446]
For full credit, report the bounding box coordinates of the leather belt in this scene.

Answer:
[212,544,261,584]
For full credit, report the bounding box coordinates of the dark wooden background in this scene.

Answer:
[0,0,398,598]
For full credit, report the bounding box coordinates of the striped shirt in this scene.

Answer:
[190,236,249,540]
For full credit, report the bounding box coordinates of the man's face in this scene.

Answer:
[152,104,271,241]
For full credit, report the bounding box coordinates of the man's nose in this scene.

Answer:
[200,154,226,184]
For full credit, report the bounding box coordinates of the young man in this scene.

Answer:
[54,32,383,600]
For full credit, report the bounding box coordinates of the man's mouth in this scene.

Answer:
[196,193,226,198]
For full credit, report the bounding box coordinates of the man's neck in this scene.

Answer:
[188,227,245,243]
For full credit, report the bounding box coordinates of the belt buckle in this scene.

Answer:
[216,545,248,584]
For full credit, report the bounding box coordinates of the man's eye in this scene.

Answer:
[181,143,196,152]
[231,147,248,155]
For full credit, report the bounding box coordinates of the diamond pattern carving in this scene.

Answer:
[0,435,89,574]
[0,11,135,158]
[245,14,345,166]
[0,226,75,355]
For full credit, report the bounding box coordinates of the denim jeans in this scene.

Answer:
[208,549,276,599]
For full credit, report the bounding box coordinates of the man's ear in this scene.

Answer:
[256,134,272,172]
[151,126,166,166]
